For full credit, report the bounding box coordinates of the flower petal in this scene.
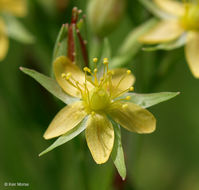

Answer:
[43,101,87,139]
[185,32,199,78]
[0,19,9,61]
[154,0,185,17]
[1,0,27,17]
[108,102,156,134]
[85,114,114,164]
[110,68,135,97]
[53,56,86,98]
[139,20,184,44]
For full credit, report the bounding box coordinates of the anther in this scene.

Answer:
[93,58,98,63]
[94,68,98,73]
[66,72,72,80]
[91,111,95,116]
[125,96,131,100]
[103,58,109,64]
[127,70,131,75]
[83,67,91,73]
[61,73,66,78]
[129,87,134,91]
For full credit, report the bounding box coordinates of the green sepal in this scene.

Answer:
[2,13,35,44]
[20,67,77,104]
[111,122,126,180]
[143,34,187,51]
[39,117,88,156]
[52,24,68,62]
[123,92,180,108]
[138,0,172,19]
[109,19,157,68]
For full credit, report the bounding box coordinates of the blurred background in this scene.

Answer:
[1,0,199,190]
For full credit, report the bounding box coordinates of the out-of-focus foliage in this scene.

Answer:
[1,0,199,190]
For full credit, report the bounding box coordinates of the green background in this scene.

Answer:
[0,0,199,189]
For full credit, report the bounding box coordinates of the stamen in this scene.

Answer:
[111,96,131,104]
[129,86,134,91]
[94,68,98,85]
[125,96,131,100]
[127,70,131,75]
[93,58,98,63]
[103,58,109,65]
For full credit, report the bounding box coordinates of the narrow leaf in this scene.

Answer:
[39,117,87,156]
[3,14,35,43]
[20,67,77,104]
[111,122,126,180]
[52,24,68,61]
[143,33,187,51]
[124,92,180,108]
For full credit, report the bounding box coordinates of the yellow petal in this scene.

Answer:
[0,0,27,17]
[85,114,114,164]
[154,0,185,17]
[185,32,199,78]
[0,18,9,61]
[108,102,156,134]
[110,68,135,97]
[139,20,184,44]
[44,101,87,139]
[53,56,86,98]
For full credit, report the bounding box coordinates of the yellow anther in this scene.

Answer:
[83,67,91,73]
[94,68,98,73]
[127,70,131,75]
[66,72,72,79]
[103,58,109,64]
[129,86,134,91]
[93,58,98,63]
[125,96,131,100]
[91,111,95,116]
[122,104,128,109]
[61,73,66,78]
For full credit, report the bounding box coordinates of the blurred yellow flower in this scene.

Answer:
[43,56,156,164]
[139,0,199,78]
[0,0,26,61]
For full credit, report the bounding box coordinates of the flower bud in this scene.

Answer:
[87,0,126,38]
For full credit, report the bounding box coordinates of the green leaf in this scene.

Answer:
[20,67,77,104]
[124,92,180,108]
[39,117,87,156]
[138,0,172,19]
[52,24,68,61]
[143,33,187,51]
[110,19,157,68]
[3,14,35,43]
[111,122,126,180]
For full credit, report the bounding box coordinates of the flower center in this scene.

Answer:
[180,4,199,31]
[61,57,134,114]
[89,87,110,111]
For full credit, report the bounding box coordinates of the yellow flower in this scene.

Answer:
[0,0,26,61]
[43,56,156,164]
[139,0,199,78]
